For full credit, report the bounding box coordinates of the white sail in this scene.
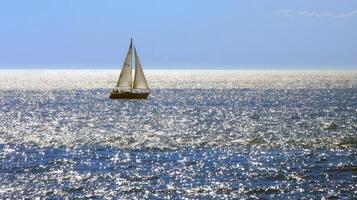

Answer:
[133,46,150,90]
[116,40,133,90]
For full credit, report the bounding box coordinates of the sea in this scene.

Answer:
[0,70,356,199]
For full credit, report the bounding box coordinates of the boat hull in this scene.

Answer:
[109,92,150,99]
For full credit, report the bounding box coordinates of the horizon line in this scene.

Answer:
[0,68,356,72]
[0,65,356,70]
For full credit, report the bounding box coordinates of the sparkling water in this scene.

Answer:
[0,70,356,198]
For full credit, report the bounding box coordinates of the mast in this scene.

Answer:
[133,45,150,90]
[116,39,133,90]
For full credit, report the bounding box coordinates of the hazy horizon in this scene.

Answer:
[0,66,356,70]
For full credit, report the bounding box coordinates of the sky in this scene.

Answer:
[0,0,357,69]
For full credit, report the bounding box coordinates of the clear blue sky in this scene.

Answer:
[0,0,356,69]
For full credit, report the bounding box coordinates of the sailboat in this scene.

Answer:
[110,38,150,99]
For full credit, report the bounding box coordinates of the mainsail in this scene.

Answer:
[116,40,133,89]
[133,46,150,90]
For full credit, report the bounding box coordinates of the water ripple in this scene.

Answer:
[0,71,356,198]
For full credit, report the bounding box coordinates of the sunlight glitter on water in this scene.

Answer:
[0,70,356,198]
[0,70,355,90]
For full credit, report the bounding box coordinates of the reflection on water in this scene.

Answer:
[0,70,356,198]
[1,146,356,198]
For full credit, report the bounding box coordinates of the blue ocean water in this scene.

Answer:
[0,71,356,198]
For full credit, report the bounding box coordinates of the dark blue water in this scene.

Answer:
[0,88,356,198]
